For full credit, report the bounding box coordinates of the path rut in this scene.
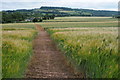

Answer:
[25,24,84,78]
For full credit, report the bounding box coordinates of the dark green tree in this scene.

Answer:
[38,18,43,22]
[49,14,55,19]
[2,11,27,23]
[32,18,38,22]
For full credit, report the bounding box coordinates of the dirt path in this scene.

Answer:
[25,24,84,78]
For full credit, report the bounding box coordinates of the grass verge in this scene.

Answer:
[2,23,37,78]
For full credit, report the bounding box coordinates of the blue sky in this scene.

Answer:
[1,0,119,11]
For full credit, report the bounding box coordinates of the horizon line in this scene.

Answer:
[1,6,118,11]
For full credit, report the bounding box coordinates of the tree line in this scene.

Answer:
[1,11,55,23]
[112,15,120,18]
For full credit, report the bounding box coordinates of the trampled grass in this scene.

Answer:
[39,17,119,78]
[2,23,37,78]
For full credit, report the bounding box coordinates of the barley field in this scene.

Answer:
[39,17,119,78]
[1,17,119,78]
[40,17,117,29]
[2,23,37,78]
[44,17,118,22]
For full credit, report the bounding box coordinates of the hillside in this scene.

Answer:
[4,6,117,17]
[1,6,118,23]
[39,6,117,17]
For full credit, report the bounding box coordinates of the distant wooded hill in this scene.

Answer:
[4,6,118,17]
[1,6,118,23]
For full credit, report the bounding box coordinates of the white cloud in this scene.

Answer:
[1,0,119,11]
[2,0,119,3]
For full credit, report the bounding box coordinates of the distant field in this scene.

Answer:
[40,17,118,28]
[2,23,37,78]
[39,17,119,78]
[2,23,35,29]
[44,17,117,22]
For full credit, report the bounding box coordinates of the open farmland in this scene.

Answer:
[40,17,118,28]
[38,17,119,78]
[44,17,118,22]
[47,27,118,78]
[1,17,119,78]
[2,23,37,78]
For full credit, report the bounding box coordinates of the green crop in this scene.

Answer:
[2,23,37,78]
[40,17,119,78]
[49,27,119,78]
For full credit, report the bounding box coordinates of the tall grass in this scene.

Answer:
[2,23,37,78]
[40,17,119,78]
[48,27,119,78]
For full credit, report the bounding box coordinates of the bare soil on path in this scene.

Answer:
[25,24,84,78]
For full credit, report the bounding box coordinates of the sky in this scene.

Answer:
[0,0,119,11]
